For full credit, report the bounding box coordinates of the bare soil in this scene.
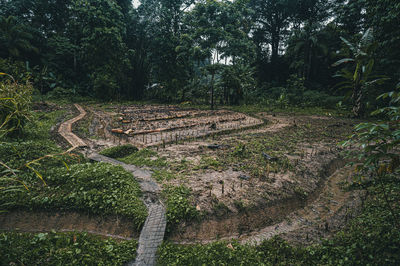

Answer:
[0,210,138,240]
[78,104,263,150]
[51,104,362,245]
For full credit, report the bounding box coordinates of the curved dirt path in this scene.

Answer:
[60,104,167,266]
[58,104,87,148]
[240,166,360,245]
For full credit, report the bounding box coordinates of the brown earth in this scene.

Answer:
[0,210,138,240]
[23,103,362,246]
[71,105,361,245]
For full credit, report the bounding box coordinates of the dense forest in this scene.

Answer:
[1,0,399,114]
[1,0,400,265]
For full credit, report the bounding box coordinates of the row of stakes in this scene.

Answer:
[111,118,261,146]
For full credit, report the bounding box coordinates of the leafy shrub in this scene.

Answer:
[162,185,199,231]
[302,90,343,108]
[100,144,138,158]
[0,232,137,265]
[0,73,33,138]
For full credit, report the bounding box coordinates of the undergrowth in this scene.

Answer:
[0,232,137,265]
[162,185,199,232]
[0,162,147,230]
[100,146,168,168]
[99,144,138,159]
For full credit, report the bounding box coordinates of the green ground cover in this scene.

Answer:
[0,232,137,265]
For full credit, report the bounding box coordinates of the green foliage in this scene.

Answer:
[158,241,264,265]
[99,144,138,159]
[118,148,167,168]
[0,58,31,83]
[46,87,78,100]
[152,169,176,183]
[333,28,388,117]
[341,84,400,187]
[0,15,37,59]
[162,185,199,231]
[0,73,32,138]
[0,162,147,230]
[0,232,137,265]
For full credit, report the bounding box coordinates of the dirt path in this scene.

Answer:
[64,104,166,266]
[58,104,87,148]
[88,153,166,266]
[240,166,360,245]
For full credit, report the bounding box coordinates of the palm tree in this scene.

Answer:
[0,16,37,59]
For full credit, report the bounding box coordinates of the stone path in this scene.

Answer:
[129,204,166,266]
[59,104,167,266]
[89,153,167,266]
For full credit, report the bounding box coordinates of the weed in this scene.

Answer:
[118,148,167,168]
[162,185,199,231]
[99,144,138,159]
[0,231,137,265]
[0,162,148,230]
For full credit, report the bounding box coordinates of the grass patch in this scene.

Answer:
[99,144,138,158]
[0,232,137,265]
[117,148,168,168]
[162,185,199,232]
[152,169,176,182]
[1,162,148,230]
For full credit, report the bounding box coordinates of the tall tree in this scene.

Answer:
[249,0,295,82]
[71,0,128,98]
[365,0,400,82]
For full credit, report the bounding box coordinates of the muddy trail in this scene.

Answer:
[168,157,362,245]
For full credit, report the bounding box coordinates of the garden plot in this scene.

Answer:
[86,105,263,148]
[82,105,359,244]
[153,114,358,242]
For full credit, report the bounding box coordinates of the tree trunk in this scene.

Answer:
[210,71,215,110]
[352,67,364,117]
[352,84,364,117]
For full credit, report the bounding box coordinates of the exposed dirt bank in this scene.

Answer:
[0,211,138,240]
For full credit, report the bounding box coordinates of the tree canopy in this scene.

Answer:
[0,0,398,113]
